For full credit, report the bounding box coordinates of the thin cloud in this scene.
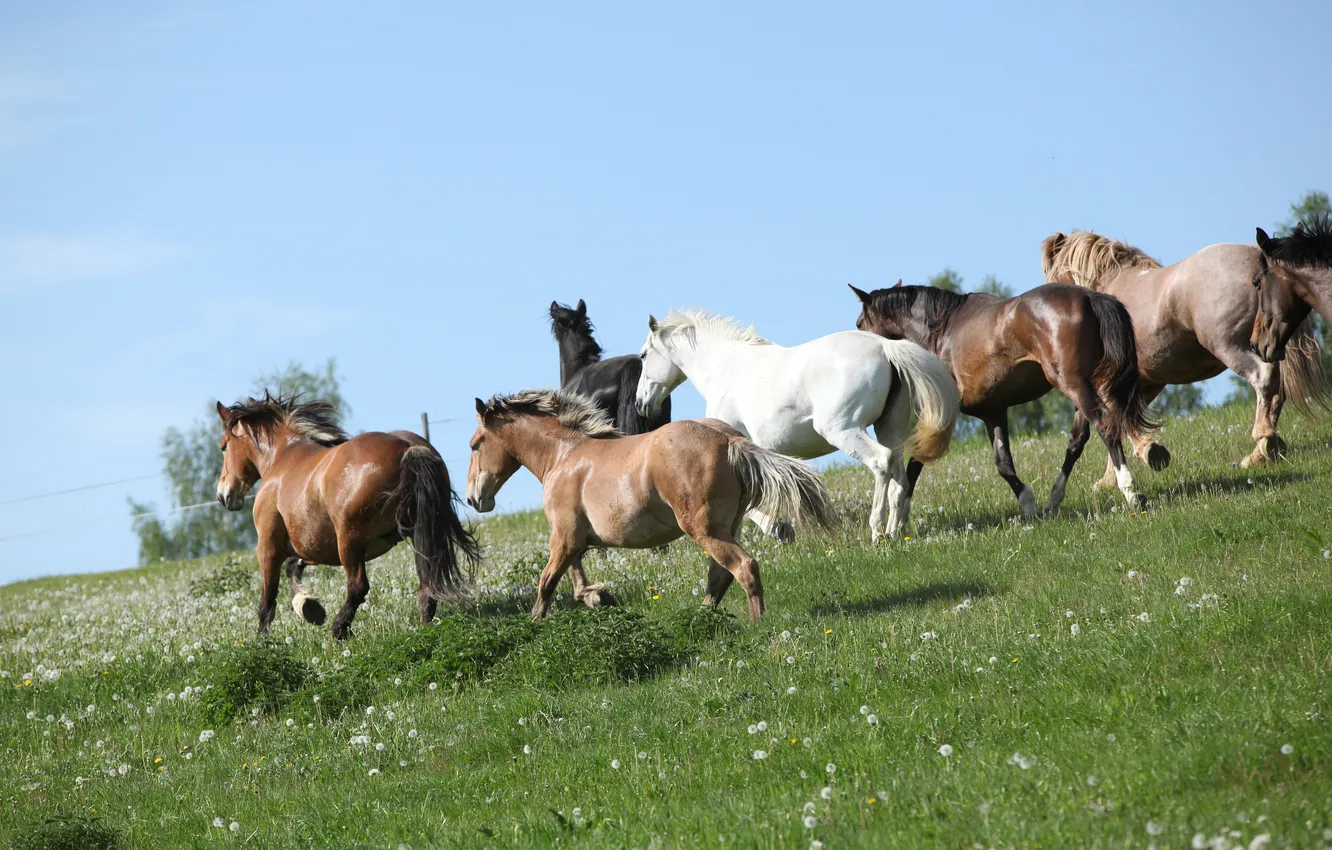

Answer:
[0,228,189,290]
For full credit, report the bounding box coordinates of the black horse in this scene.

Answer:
[549,299,671,435]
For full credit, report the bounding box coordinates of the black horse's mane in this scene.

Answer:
[224,390,348,447]
[1264,214,1332,269]
[865,285,969,342]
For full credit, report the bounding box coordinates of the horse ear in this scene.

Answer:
[1256,227,1272,253]
[216,401,228,423]
[550,300,560,312]
[848,284,871,303]
[576,299,586,315]
[474,397,488,422]
[1295,221,1307,235]
[892,279,902,288]
[648,315,659,332]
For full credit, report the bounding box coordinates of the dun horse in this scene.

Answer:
[215,393,478,639]
[851,282,1155,514]
[634,310,959,543]
[550,299,671,434]
[1042,230,1331,471]
[465,390,835,621]
[1251,215,1332,365]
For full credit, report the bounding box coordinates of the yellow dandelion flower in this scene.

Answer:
[825,629,832,634]
[1011,658,1019,663]
[652,595,660,600]
[154,757,163,764]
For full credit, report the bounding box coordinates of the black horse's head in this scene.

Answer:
[549,299,594,338]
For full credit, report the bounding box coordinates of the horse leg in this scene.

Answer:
[568,556,616,608]
[746,509,796,544]
[286,557,327,626]
[1241,358,1286,468]
[983,413,1037,517]
[689,532,764,621]
[256,542,284,636]
[872,390,914,538]
[531,534,580,620]
[330,543,370,641]
[817,427,895,542]
[1133,383,1171,471]
[1046,412,1091,515]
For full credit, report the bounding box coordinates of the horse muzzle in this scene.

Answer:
[217,492,245,512]
[466,477,496,513]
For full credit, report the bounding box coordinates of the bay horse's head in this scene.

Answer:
[466,398,522,513]
[215,400,262,511]
[850,281,908,339]
[635,315,688,417]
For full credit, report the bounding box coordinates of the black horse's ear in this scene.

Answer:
[892,278,903,288]
[216,401,228,422]
[576,298,586,315]
[550,300,560,312]
[1256,227,1272,253]
[648,315,659,332]
[848,284,871,303]
[474,397,487,418]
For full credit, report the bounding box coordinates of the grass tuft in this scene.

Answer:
[196,640,308,724]
[11,813,120,850]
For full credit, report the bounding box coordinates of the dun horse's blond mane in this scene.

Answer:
[482,389,617,437]
[1041,231,1161,291]
[655,309,771,347]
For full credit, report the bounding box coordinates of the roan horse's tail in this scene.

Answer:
[727,441,837,533]
[391,446,481,601]
[879,340,961,463]
[1280,317,1332,419]
[1087,292,1156,445]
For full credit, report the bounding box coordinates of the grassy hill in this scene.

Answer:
[2,402,1330,849]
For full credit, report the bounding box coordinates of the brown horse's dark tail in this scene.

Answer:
[1088,292,1156,444]
[393,446,480,601]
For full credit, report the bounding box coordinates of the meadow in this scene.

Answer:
[1,401,1330,849]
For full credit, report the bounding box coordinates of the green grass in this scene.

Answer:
[2,402,1330,848]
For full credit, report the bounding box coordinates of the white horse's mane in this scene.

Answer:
[655,309,772,347]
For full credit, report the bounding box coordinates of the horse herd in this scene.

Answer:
[213,219,1332,637]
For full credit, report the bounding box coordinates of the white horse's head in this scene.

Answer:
[635,315,687,416]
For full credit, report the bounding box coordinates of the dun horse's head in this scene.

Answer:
[466,399,521,513]
[1252,226,1311,363]
[849,282,908,339]
[635,315,686,417]
[215,401,261,511]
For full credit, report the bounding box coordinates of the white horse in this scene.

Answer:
[634,310,960,542]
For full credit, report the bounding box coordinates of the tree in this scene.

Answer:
[130,358,348,565]
[925,268,964,292]
[1152,384,1205,417]
[975,274,1013,298]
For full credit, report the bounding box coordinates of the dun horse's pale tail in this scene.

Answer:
[880,340,960,462]
[727,441,837,532]
[392,446,481,601]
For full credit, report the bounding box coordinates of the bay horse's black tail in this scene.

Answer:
[392,446,480,601]
[1088,292,1156,444]
[615,357,672,435]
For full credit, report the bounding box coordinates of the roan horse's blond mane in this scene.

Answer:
[1041,231,1162,291]
[481,389,617,437]
[654,309,772,347]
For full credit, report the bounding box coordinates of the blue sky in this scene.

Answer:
[2,0,1328,584]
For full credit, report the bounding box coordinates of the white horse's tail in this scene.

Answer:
[727,440,838,533]
[880,339,961,463]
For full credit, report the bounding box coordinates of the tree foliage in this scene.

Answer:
[130,359,348,565]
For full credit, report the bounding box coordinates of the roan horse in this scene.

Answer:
[851,282,1155,514]
[465,390,835,621]
[1250,215,1332,366]
[550,299,671,434]
[634,310,959,543]
[1042,230,1331,472]
[216,393,479,639]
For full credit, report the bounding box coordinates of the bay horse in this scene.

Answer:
[850,282,1155,515]
[1042,230,1331,472]
[633,310,959,543]
[1251,215,1332,366]
[215,392,479,639]
[464,390,835,621]
[550,299,671,434]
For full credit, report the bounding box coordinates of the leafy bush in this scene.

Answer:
[496,608,681,689]
[188,559,253,597]
[196,640,308,724]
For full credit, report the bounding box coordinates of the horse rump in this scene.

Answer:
[726,440,837,532]
[391,446,481,601]
[1088,292,1156,444]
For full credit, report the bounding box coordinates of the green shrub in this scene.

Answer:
[11,813,120,850]
[188,559,253,597]
[196,640,308,724]
[496,608,681,689]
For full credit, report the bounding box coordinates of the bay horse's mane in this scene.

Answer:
[549,301,604,368]
[863,285,969,346]
[481,389,617,438]
[1263,214,1332,269]
[654,309,772,347]
[1041,231,1162,291]
[224,391,349,447]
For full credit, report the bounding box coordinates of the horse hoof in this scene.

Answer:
[1129,494,1148,512]
[771,522,796,545]
[293,594,327,626]
[1146,444,1171,472]
[331,623,353,641]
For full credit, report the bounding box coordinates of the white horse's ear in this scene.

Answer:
[648,315,659,332]
[848,284,871,303]
[892,279,902,288]
[216,400,228,422]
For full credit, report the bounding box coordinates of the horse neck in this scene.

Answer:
[1295,266,1332,321]
[662,333,747,401]
[555,330,602,384]
[497,417,579,483]
[249,425,312,476]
